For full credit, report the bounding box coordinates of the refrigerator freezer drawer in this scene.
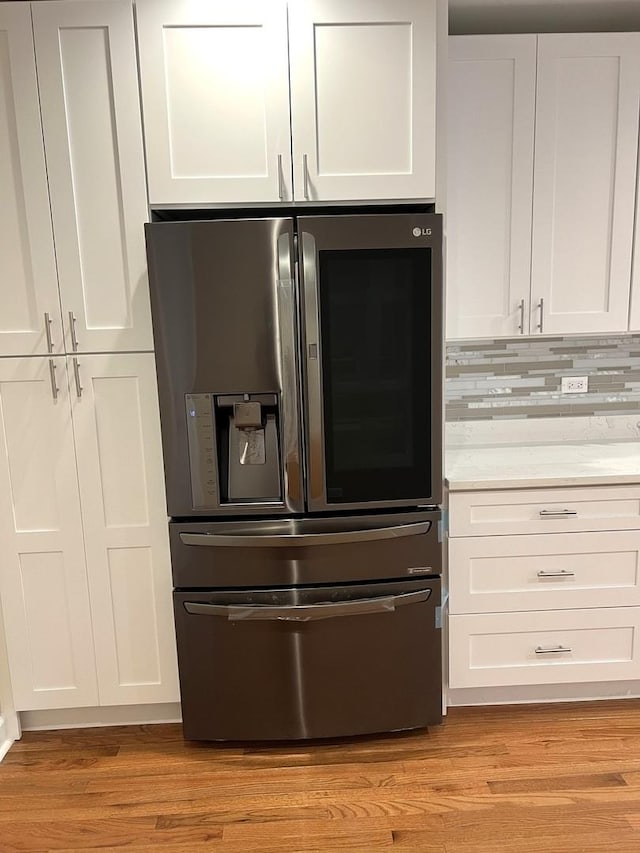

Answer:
[170,510,441,588]
[173,578,442,740]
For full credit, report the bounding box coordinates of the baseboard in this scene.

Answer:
[0,715,13,761]
[447,680,640,708]
[20,702,182,732]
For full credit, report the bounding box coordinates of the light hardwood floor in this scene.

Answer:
[2,700,640,851]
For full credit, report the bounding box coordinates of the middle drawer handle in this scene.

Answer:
[537,570,576,579]
[535,645,572,655]
[539,509,578,517]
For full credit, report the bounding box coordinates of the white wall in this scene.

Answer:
[450,0,640,33]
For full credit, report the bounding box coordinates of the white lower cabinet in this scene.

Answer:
[448,485,640,694]
[450,608,640,688]
[0,354,179,711]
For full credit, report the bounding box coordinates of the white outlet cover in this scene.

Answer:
[561,376,589,394]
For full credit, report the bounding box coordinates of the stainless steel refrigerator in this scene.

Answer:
[145,211,443,741]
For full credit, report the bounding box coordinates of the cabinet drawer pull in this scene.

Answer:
[539,509,577,518]
[537,570,576,579]
[535,645,572,655]
[517,298,525,334]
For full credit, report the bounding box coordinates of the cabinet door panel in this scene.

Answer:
[71,354,178,705]
[447,35,536,339]
[32,0,152,353]
[0,358,97,710]
[136,0,292,205]
[289,0,436,201]
[0,5,61,356]
[531,34,640,334]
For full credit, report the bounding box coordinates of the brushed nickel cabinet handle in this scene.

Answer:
[536,297,544,332]
[535,645,572,655]
[517,298,525,334]
[69,311,79,352]
[48,359,59,401]
[72,357,83,398]
[539,509,578,518]
[277,153,284,201]
[303,153,309,200]
[44,312,54,353]
[537,570,576,579]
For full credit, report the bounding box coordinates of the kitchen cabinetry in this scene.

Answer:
[448,484,640,690]
[0,0,152,357]
[0,5,61,357]
[447,35,536,339]
[136,0,437,205]
[0,0,177,714]
[447,32,640,339]
[0,354,179,711]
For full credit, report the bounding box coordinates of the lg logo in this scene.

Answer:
[412,226,432,237]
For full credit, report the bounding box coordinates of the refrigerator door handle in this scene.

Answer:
[183,589,431,621]
[276,232,304,513]
[179,521,431,548]
[299,230,326,510]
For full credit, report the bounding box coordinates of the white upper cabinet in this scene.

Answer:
[447,35,536,339]
[32,0,153,353]
[136,0,292,205]
[70,354,179,706]
[447,32,640,340]
[288,0,436,201]
[0,357,98,711]
[531,33,640,335]
[136,0,437,205]
[0,5,62,357]
[631,146,640,331]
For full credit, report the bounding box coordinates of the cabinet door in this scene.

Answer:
[531,34,640,335]
[289,0,436,201]
[70,354,179,705]
[32,0,153,354]
[446,35,536,339]
[0,5,62,357]
[136,0,292,205]
[0,357,98,711]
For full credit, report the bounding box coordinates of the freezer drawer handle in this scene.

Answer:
[183,589,431,622]
[179,521,431,549]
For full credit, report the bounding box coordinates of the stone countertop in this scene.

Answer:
[445,440,640,491]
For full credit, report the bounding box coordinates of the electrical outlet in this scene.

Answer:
[561,376,589,394]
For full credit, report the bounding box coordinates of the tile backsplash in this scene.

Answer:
[446,335,640,421]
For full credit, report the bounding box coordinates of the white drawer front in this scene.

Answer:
[449,608,640,688]
[449,486,640,537]
[449,531,640,614]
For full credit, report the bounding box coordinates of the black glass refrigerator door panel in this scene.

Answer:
[173,577,442,741]
[320,248,430,502]
[300,214,442,511]
[145,218,304,517]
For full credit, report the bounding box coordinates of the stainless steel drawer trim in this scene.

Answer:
[183,589,431,621]
[179,521,431,548]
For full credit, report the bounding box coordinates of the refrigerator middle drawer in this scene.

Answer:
[173,578,442,741]
[170,510,441,588]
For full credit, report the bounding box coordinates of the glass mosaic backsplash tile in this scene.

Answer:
[446,335,640,421]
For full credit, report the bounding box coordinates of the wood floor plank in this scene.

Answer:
[4,701,640,851]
